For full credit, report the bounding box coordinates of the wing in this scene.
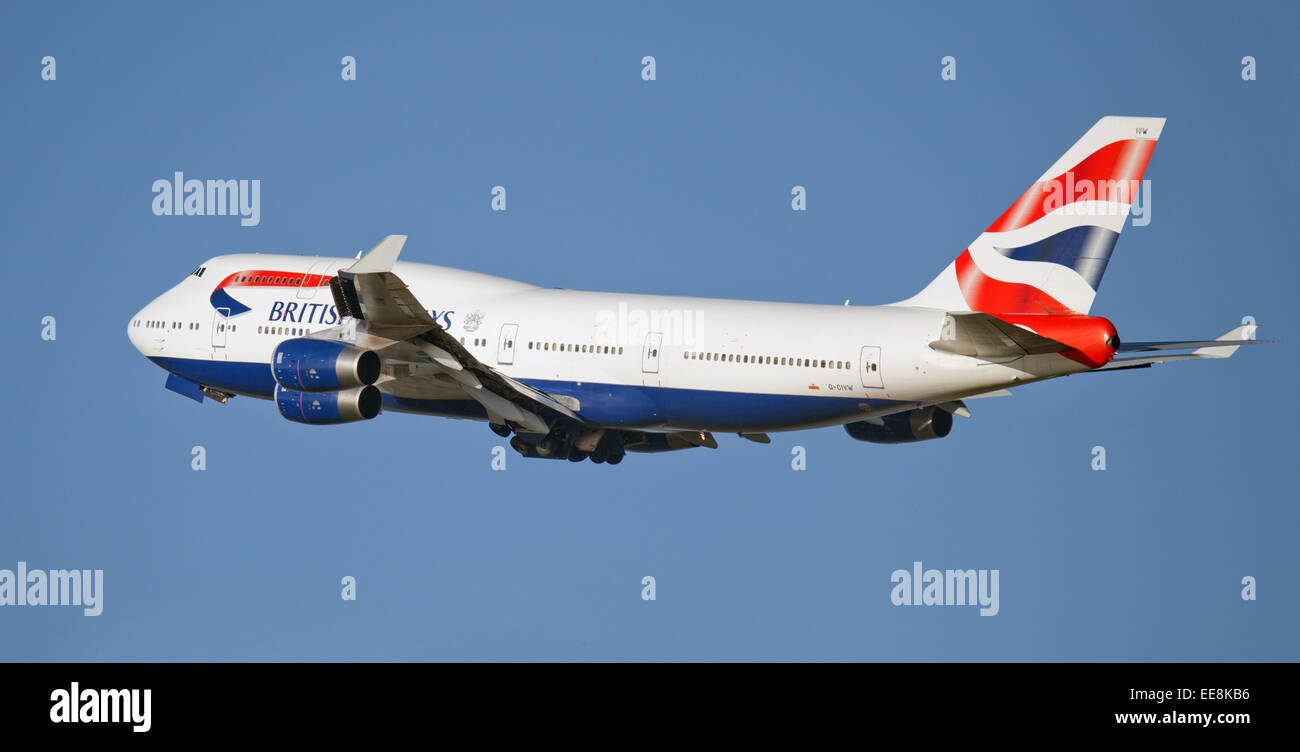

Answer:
[325,235,580,434]
[1092,324,1272,371]
[930,312,1069,359]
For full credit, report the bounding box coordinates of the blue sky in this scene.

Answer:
[1,1,1296,660]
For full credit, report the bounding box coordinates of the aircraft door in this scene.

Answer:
[212,308,230,348]
[297,259,334,299]
[642,332,663,374]
[498,323,519,365]
[860,346,882,388]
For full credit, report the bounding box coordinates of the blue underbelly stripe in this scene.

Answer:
[148,357,892,429]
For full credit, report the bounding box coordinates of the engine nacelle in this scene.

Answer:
[276,385,382,425]
[272,338,380,392]
[845,406,953,444]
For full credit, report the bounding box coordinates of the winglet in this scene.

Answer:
[346,235,407,274]
[1193,324,1257,359]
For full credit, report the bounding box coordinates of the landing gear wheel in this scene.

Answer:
[606,452,624,465]
[536,436,557,458]
[509,436,531,455]
[590,446,609,464]
[489,422,511,437]
[567,447,588,462]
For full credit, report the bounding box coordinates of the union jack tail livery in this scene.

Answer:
[900,115,1164,316]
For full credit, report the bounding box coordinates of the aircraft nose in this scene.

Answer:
[127,301,158,356]
[127,308,145,354]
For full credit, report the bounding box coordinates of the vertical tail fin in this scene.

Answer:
[897,116,1165,315]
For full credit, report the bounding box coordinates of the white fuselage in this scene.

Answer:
[128,254,1085,432]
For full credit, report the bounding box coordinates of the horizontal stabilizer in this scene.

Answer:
[1117,324,1270,353]
[930,312,1067,359]
[1093,323,1271,371]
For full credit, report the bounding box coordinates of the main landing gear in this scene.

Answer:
[501,424,625,465]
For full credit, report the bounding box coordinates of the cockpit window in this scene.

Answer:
[191,266,207,278]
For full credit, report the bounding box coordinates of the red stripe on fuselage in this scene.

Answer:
[215,271,333,290]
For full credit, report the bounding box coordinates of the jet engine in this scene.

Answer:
[272,338,380,392]
[844,406,953,444]
[275,385,382,425]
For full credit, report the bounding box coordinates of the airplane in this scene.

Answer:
[128,116,1269,464]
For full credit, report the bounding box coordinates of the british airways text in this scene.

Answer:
[268,301,453,329]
